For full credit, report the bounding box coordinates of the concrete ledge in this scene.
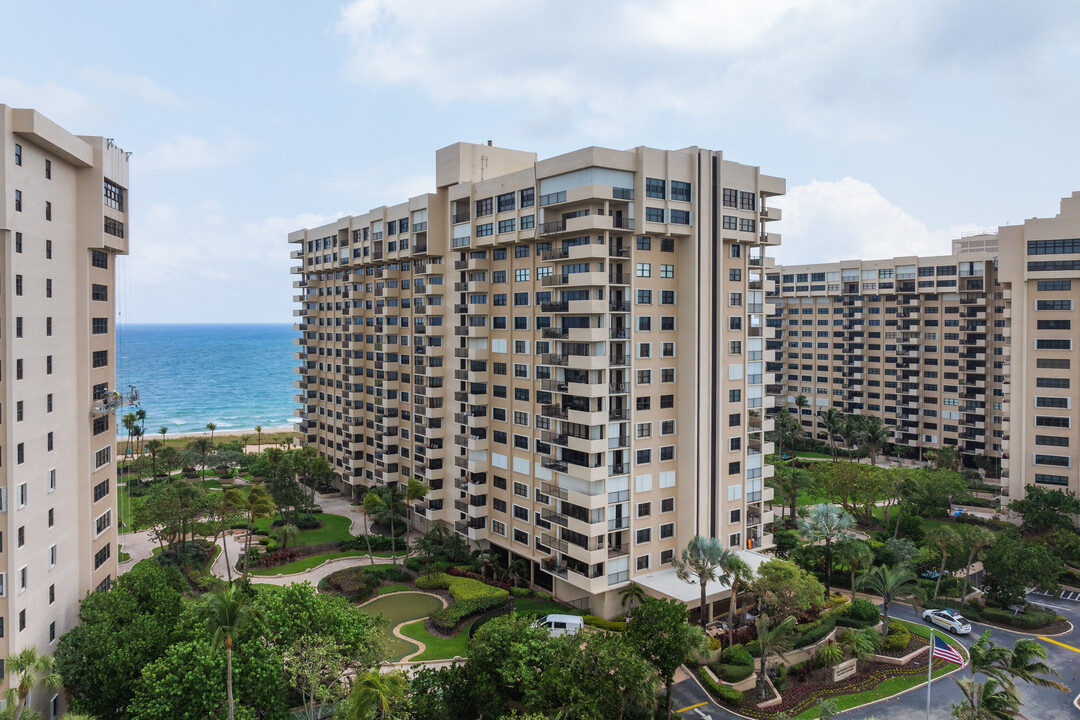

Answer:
[869,642,929,666]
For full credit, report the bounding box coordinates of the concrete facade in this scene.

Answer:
[290,142,784,618]
[0,106,126,714]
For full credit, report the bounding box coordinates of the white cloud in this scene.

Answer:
[138,132,251,171]
[79,66,182,107]
[771,178,982,265]
[0,77,99,127]
[119,206,342,323]
[335,0,1075,143]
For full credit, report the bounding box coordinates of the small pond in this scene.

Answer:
[358,592,443,661]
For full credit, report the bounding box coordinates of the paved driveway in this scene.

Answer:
[671,593,1080,719]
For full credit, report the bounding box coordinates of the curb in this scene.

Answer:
[693,622,969,720]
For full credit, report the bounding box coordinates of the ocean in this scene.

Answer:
[115,324,300,436]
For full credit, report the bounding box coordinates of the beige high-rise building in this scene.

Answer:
[769,252,1007,469]
[773,191,1080,510]
[291,142,784,618]
[997,192,1080,501]
[0,107,127,713]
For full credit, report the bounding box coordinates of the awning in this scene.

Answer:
[633,550,772,606]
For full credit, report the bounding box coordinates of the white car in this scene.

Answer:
[922,608,973,635]
[535,614,584,638]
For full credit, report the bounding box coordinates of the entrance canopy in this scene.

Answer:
[634,550,772,605]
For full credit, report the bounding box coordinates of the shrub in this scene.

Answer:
[744,640,761,657]
[982,606,1062,630]
[699,668,743,706]
[416,573,509,631]
[583,615,626,632]
[882,624,911,652]
[846,598,882,626]
[774,663,788,692]
[341,535,401,552]
[509,586,532,598]
[719,664,754,682]
[792,617,837,649]
[405,557,422,572]
[708,636,724,651]
[721,647,754,667]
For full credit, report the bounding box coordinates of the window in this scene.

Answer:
[94,544,110,569]
[738,218,756,232]
[45,239,51,258]
[636,449,651,464]
[476,223,493,237]
[93,350,108,367]
[95,510,112,536]
[670,181,691,202]
[520,188,535,207]
[45,158,51,179]
[46,317,52,336]
[17,483,27,507]
[636,263,651,277]
[15,231,21,253]
[19,566,28,592]
[660,522,674,539]
[1036,299,1072,311]
[515,268,530,282]
[637,236,651,251]
[15,317,22,338]
[1028,238,1080,255]
[739,191,756,210]
[645,178,665,198]
[46,278,52,297]
[15,274,22,296]
[645,207,665,223]
[513,529,528,545]
[638,502,652,517]
[46,355,52,374]
[723,215,737,230]
[669,209,690,225]
[497,192,515,212]
[660,264,674,278]
[104,179,125,211]
[91,250,109,269]
[475,198,493,217]
[520,215,534,229]
[92,284,108,301]
[48,509,54,527]
[94,446,112,469]
[49,544,57,568]
[15,189,22,212]
[498,219,515,233]
[14,143,21,165]
[48,469,56,491]
[17,445,24,465]
[45,201,52,221]
[16,359,23,380]
[92,317,109,334]
[93,415,110,436]
[636,528,652,544]
[636,554,651,571]
[16,401,23,422]
[637,290,652,304]
[104,217,125,238]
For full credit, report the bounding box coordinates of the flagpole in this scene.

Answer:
[926,627,934,720]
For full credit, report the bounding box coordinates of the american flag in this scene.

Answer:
[932,635,965,667]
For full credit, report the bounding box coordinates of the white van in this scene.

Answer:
[536,614,585,637]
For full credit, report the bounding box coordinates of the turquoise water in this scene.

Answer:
[115,324,300,435]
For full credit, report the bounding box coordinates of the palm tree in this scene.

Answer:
[818,407,845,461]
[672,535,733,631]
[841,415,864,462]
[619,582,649,618]
[834,536,874,602]
[159,425,168,442]
[926,526,958,600]
[348,670,406,720]
[816,639,844,682]
[145,439,163,478]
[755,614,796,700]
[857,564,920,635]
[122,411,137,465]
[774,407,802,461]
[135,407,148,456]
[191,436,213,491]
[967,630,1067,693]
[241,486,275,580]
[959,525,996,603]
[255,424,263,451]
[272,523,299,550]
[213,488,245,583]
[860,415,890,465]
[402,477,430,564]
[206,421,217,444]
[927,445,961,472]
[363,490,388,567]
[952,676,1026,720]
[722,553,754,647]
[3,647,62,720]
[471,543,500,579]
[797,504,854,597]
[836,626,881,673]
[202,586,263,720]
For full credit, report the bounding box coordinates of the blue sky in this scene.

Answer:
[3,0,1078,323]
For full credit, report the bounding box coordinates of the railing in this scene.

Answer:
[541,481,568,501]
[542,458,568,472]
[612,217,634,230]
[539,220,566,235]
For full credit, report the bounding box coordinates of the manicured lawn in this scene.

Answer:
[871,505,952,533]
[253,513,353,545]
[378,584,412,595]
[400,619,471,661]
[794,451,834,460]
[511,599,584,616]
[119,548,131,562]
[791,619,967,719]
[248,550,369,576]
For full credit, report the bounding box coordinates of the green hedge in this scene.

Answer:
[699,668,744,706]
[792,617,837,649]
[583,615,626,632]
[721,647,754,667]
[745,640,761,657]
[846,598,882,626]
[719,663,754,682]
[416,572,509,631]
[982,606,1063,630]
[883,624,911,652]
[509,586,533,598]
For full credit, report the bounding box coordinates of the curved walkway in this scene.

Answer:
[356,590,449,663]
